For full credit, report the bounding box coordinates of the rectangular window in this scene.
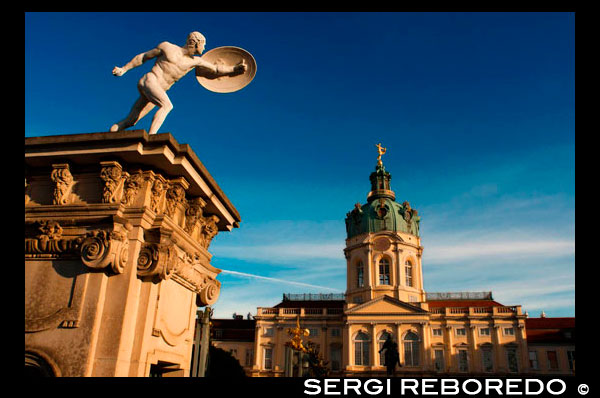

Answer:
[354,342,370,366]
[245,349,254,366]
[479,327,490,336]
[264,327,274,337]
[507,348,519,373]
[482,348,494,372]
[458,349,468,372]
[331,328,341,337]
[404,341,419,366]
[567,350,575,371]
[434,349,444,372]
[308,328,319,337]
[263,347,273,370]
[330,346,341,371]
[357,265,364,287]
[547,350,559,370]
[456,328,466,336]
[504,327,515,336]
[229,348,238,358]
[379,262,390,285]
[529,350,539,370]
[432,328,443,337]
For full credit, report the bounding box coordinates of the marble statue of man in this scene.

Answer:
[110,32,246,135]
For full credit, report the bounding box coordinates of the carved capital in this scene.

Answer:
[51,163,74,205]
[137,241,177,281]
[100,161,126,204]
[184,197,207,234]
[80,227,129,274]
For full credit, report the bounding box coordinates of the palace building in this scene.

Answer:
[206,150,575,377]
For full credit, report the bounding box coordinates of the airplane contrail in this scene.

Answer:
[220,269,343,292]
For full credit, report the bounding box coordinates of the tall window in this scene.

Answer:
[434,349,445,372]
[379,258,390,285]
[330,346,342,371]
[567,350,575,371]
[357,261,364,287]
[507,347,519,373]
[528,351,539,370]
[245,349,254,366]
[481,346,494,372]
[354,332,370,366]
[547,351,558,370]
[458,349,469,372]
[378,331,393,366]
[405,260,413,287]
[403,331,420,366]
[263,347,273,370]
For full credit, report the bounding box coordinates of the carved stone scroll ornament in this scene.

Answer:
[100,161,126,204]
[137,242,177,281]
[51,163,74,205]
[184,197,207,233]
[197,278,221,306]
[80,229,129,274]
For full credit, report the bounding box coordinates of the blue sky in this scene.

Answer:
[25,12,575,319]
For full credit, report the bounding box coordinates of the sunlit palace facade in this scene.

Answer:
[209,155,575,377]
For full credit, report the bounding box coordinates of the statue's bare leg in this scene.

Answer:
[110,95,155,132]
[139,75,174,135]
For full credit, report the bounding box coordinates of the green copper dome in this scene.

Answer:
[345,163,420,239]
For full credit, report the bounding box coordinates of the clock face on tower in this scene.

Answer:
[373,237,391,252]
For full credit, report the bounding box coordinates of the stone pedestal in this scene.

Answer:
[25,130,240,377]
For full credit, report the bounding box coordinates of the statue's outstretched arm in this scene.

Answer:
[113,47,162,76]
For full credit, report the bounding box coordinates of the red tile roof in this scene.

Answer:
[526,317,575,329]
[525,317,575,344]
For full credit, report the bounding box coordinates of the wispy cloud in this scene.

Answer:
[424,238,574,263]
[220,269,343,292]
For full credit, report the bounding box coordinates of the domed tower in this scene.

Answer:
[344,144,425,305]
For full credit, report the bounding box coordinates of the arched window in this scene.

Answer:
[403,331,420,366]
[354,331,370,366]
[405,260,413,287]
[379,258,390,285]
[378,331,393,366]
[357,261,364,288]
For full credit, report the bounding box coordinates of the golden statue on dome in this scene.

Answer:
[375,143,387,166]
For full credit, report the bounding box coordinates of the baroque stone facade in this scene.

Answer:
[25,130,240,377]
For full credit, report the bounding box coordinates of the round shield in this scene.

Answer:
[195,46,257,93]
